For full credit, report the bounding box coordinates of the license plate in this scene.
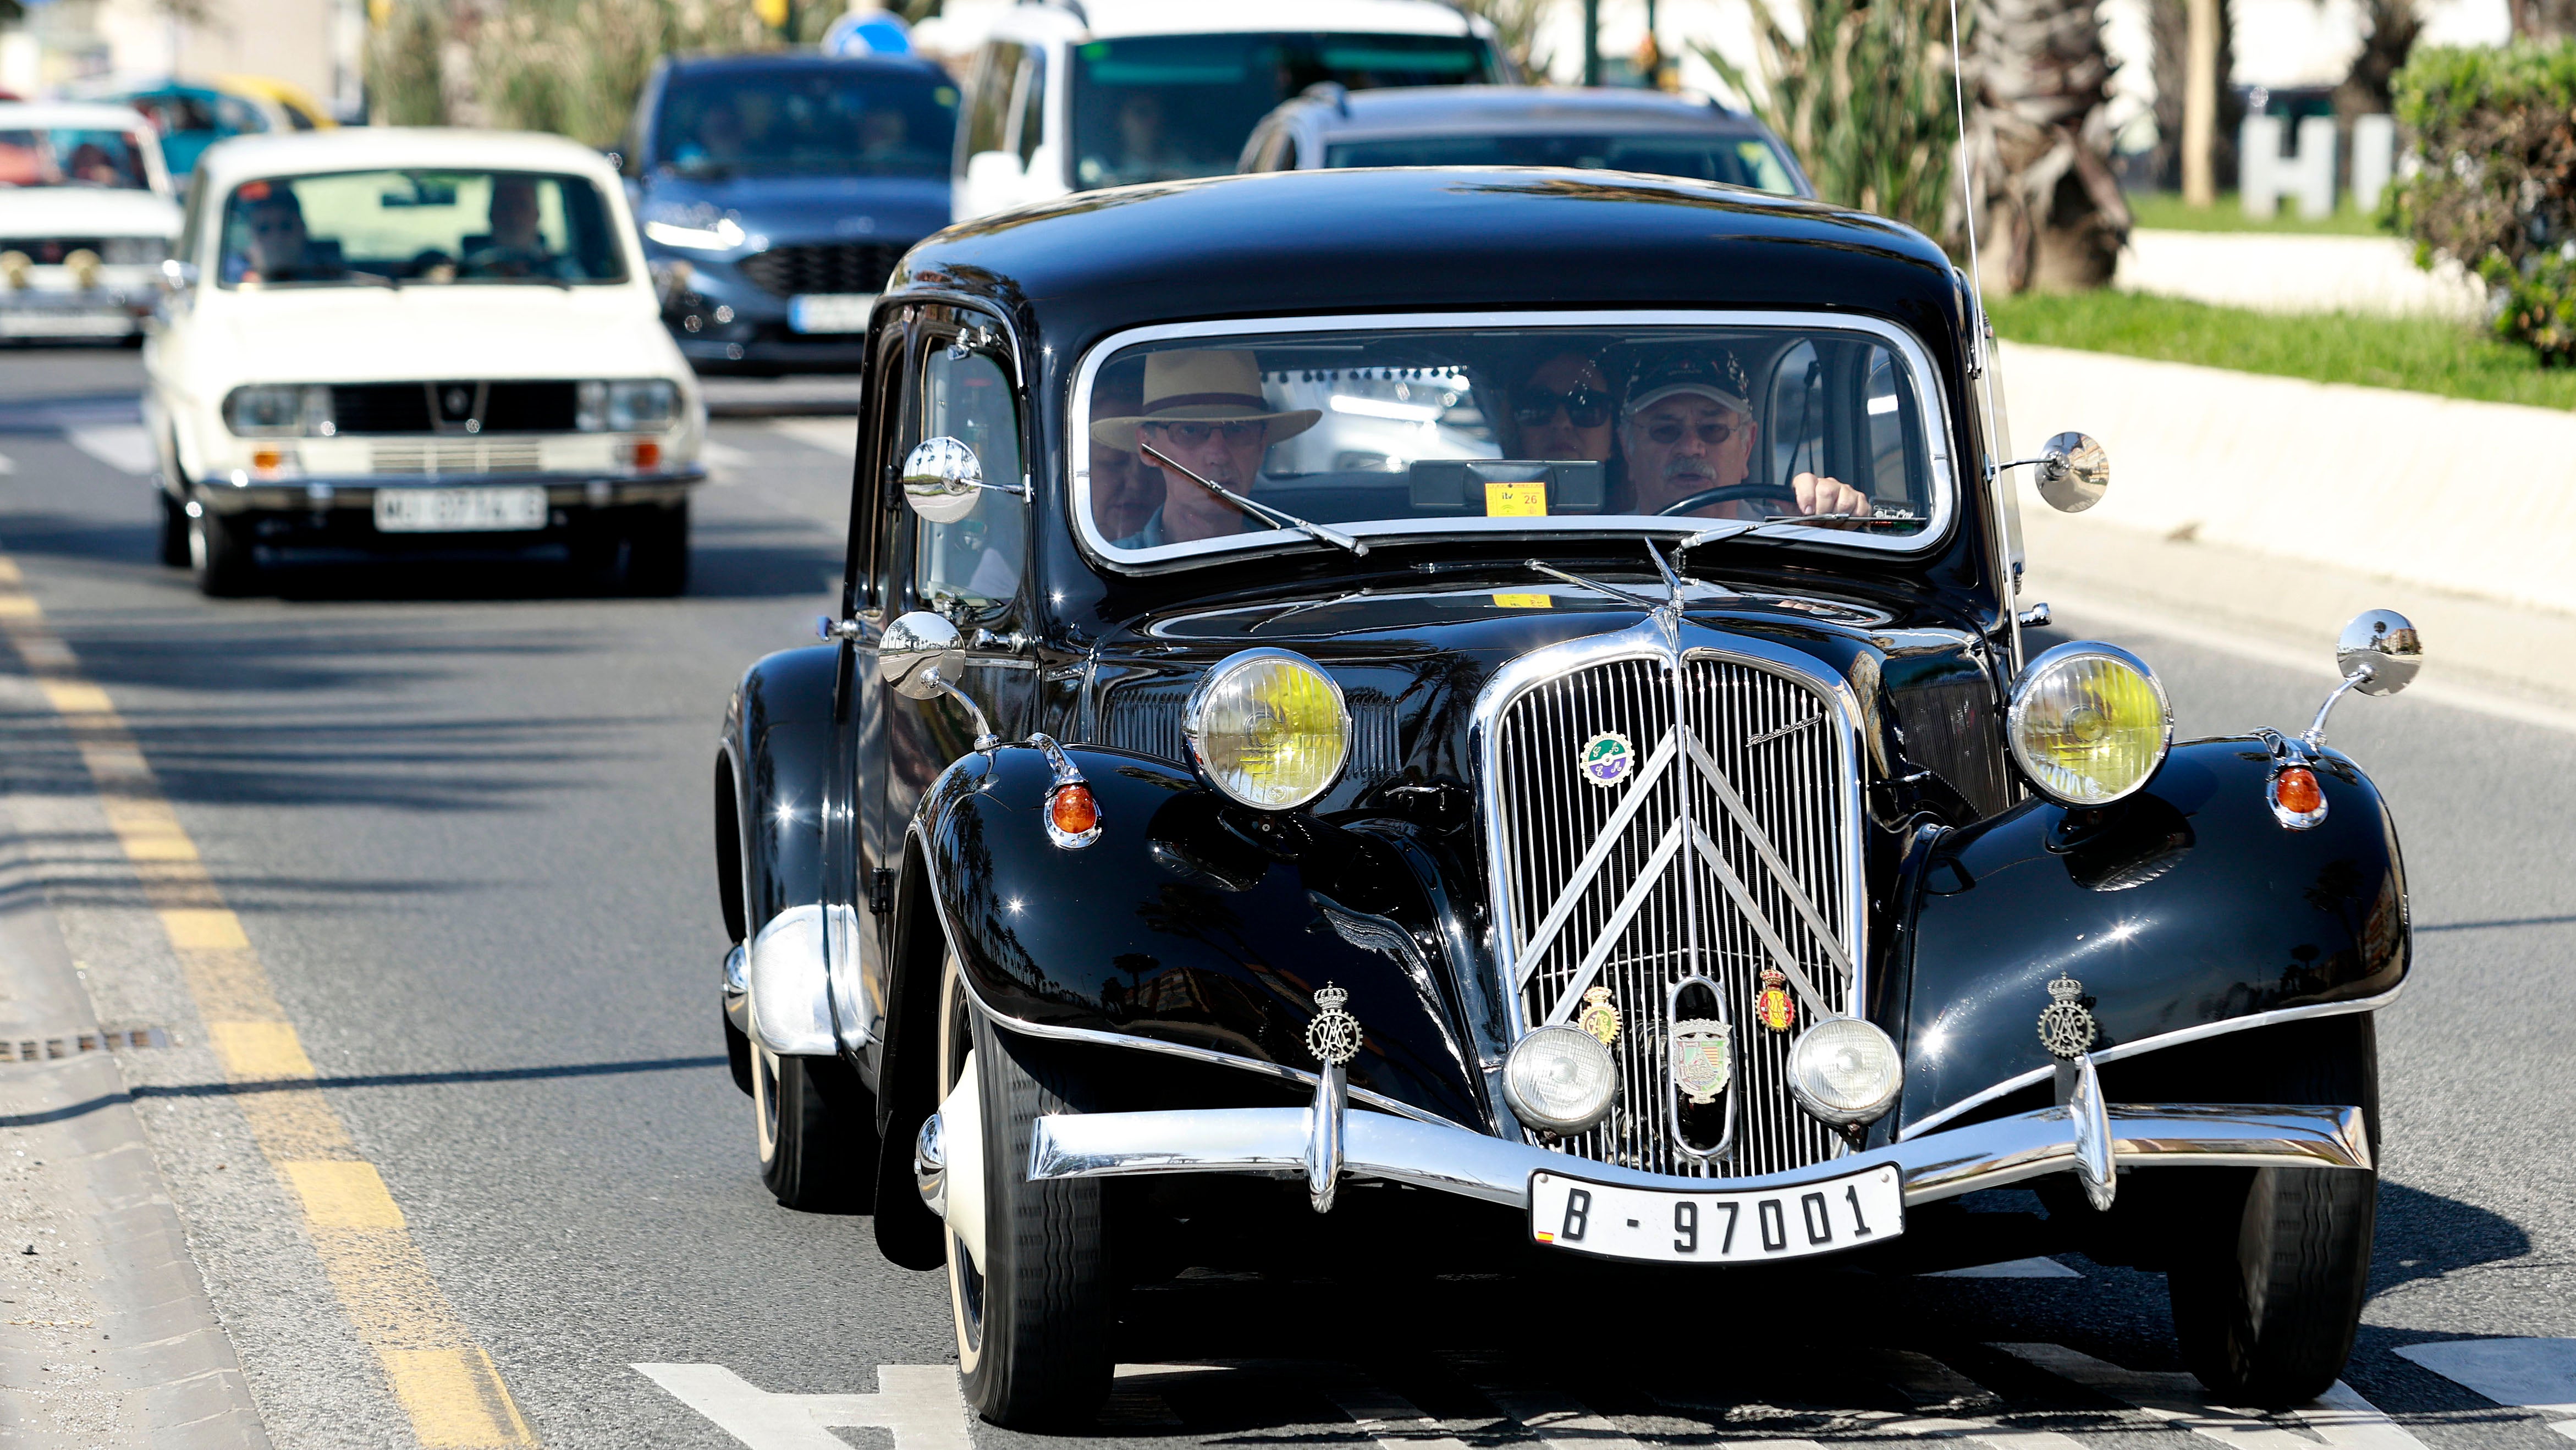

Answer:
[1529,1164,1903,1264]
[788,293,875,334]
[0,311,131,337]
[372,487,548,533]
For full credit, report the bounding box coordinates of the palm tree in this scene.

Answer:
[1963,0,2133,290]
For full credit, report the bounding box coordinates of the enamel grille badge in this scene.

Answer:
[1307,984,1362,1067]
[1578,731,1634,787]
[1577,985,1623,1046]
[1671,1018,1733,1103]
[1755,968,1797,1034]
[2037,974,2099,1060]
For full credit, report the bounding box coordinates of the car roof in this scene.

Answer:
[658,48,950,77]
[0,101,160,131]
[1287,85,1763,139]
[903,167,1958,361]
[998,0,1479,41]
[193,127,622,190]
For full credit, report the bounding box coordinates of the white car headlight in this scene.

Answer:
[2006,642,2173,807]
[223,384,332,437]
[1181,649,1350,810]
[1785,1017,1903,1125]
[1503,1024,1619,1134]
[577,379,680,433]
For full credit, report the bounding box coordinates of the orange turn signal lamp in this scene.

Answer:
[251,447,287,474]
[625,439,662,471]
[2267,763,2327,829]
[1047,782,1100,847]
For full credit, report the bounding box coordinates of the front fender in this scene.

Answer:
[915,745,1491,1131]
[720,643,841,1056]
[1896,738,2408,1134]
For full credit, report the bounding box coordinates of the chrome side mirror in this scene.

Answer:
[2303,608,2421,749]
[2336,608,2423,696]
[2034,432,2107,512]
[158,257,199,293]
[879,609,999,752]
[901,435,1028,525]
[879,609,966,700]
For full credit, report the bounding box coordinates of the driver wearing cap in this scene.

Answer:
[1621,354,1869,521]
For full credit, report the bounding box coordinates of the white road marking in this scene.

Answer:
[2395,1338,2576,1441]
[1463,1382,1654,1450]
[1997,1343,2432,1450]
[632,1363,971,1450]
[1859,1349,2097,1450]
[1923,1258,2082,1278]
[1322,1382,1477,1450]
[0,449,14,474]
[64,424,156,476]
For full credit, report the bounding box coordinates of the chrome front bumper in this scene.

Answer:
[192,468,707,515]
[1028,1097,2371,1211]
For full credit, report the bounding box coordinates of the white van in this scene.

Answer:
[951,0,1512,220]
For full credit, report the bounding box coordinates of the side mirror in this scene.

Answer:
[2034,432,2107,512]
[902,436,984,524]
[2336,609,2423,696]
[159,257,199,293]
[879,610,966,700]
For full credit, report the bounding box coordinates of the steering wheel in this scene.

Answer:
[1655,483,1798,517]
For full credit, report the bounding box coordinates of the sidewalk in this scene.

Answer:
[2114,228,2486,320]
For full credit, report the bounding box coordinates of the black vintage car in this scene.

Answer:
[711,167,2419,1427]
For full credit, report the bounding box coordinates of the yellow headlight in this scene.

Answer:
[2006,643,2172,806]
[1182,649,1351,810]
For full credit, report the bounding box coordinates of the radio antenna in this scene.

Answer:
[1945,0,2003,471]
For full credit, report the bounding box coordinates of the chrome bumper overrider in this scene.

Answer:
[1027,1098,2370,1211]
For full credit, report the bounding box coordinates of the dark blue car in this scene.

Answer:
[623,51,957,374]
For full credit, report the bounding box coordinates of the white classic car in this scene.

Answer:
[0,101,180,343]
[144,128,706,596]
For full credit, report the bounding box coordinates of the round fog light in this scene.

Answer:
[1503,1024,1619,1135]
[1785,1017,1902,1125]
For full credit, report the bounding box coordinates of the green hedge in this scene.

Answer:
[2390,43,2576,363]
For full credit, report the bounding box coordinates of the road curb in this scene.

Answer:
[0,845,272,1448]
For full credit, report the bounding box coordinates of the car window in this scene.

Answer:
[964,43,1023,162]
[911,330,1025,615]
[1322,133,1800,194]
[651,64,956,179]
[1076,319,1945,564]
[1011,51,1046,168]
[1070,32,1498,189]
[0,127,155,189]
[214,169,628,288]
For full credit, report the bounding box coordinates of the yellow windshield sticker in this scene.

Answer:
[1484,482,1548,517]
[1491,593,1553,609]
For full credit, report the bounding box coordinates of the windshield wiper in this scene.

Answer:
[1137,443,1367,555]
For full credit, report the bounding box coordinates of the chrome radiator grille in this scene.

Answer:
[1488,651,1857,1178]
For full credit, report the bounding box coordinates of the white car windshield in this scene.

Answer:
[216,169,628,288]
[0,127,155,190]
[1322,133,1799,194]
[1077,317,1950,563]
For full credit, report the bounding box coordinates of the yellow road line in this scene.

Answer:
[0,568,537,1448]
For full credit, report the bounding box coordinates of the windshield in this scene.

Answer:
[0,127,155,190]
[1324,133,1799,194]
[216,170,629,288]
[653,65,957,179]
[1071,32,1499,189]
[1077,318,1949,563]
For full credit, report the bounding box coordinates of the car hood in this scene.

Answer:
[633,173,949,246]
[195,285,686,383]
[0,187,181,238]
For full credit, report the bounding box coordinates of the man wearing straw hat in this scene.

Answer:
[1089,350,1319,548]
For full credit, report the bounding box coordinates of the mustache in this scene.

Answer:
[1658,457,1716,482]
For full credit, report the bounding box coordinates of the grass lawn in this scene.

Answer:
[2127,189,2391,238]
[1986,289,2576,411]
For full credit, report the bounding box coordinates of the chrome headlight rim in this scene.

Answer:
[1501,1023,1620,1135]
[1180,647,1352,812]
[1784,1015,1903,1126]
[2005,639,2174,808]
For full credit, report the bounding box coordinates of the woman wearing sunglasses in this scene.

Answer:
[1509,351,1618,465]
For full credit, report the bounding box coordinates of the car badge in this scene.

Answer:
[2038,973,2099,1060]
[1306,983,1363,1067]
[1754,968,1797,1034]
[1671,1018,1733,1103]
[1577,731,1634,787]
[1576,985,1622,1046]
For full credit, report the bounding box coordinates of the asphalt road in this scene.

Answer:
[1,346,2570,1450]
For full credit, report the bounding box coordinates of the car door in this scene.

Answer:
[869,300,1036,988]
[823,307,909,1072]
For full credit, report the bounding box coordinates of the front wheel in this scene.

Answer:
[2168,1165,2376,1406]
[188,508,259,597]
[940,953,1113,1428]
[623,503,689,596]
[157,489,191,567]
